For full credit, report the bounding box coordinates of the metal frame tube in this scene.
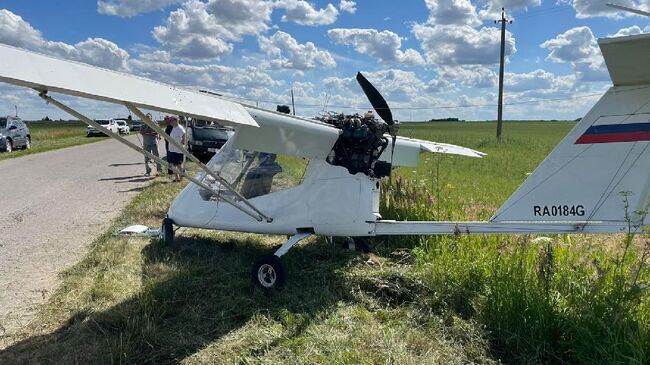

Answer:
[39,92,266,222]
[126,103,272,222]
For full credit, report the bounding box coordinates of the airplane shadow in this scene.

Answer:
[118,186,147,193]
[115,177,156,184]
[108,162,144,167]
[98,175,144,182]
[0,236,353,364]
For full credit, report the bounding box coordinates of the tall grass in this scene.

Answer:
[380,171,650,364]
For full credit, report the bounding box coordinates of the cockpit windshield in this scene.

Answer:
[198,137,309,202]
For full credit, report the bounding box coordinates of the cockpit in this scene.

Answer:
[197,138,309,202]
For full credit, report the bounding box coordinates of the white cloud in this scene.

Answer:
[153,0,274,60]
[323,69,428,102]
[0,9,130,71]
[97,0,182,17]
[505,69,574,93]
[540,26,608,82]
[423,0,481,26]
[608,25,650,37]
[137,49,172,62]
[258,31,336,70]
[328,28,425,65]
[276,0,339,26]
[477,0,542,19]
[438,65,497,88]
[0,9,43,48]
[50,38,131,71]
[413,23,516,65]
[131,59,283,91]
[339,0,357,14]
[541,26,599,64]
[558,0,650,19]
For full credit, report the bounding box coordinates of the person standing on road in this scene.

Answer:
[167,116,186,182]
[140,113,162,176]
[164,116,174,175]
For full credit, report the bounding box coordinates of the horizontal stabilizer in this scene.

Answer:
[599,34,650,86]
[0,43,258,127]
[380,136,485,166]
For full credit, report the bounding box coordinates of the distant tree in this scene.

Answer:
[276,105,291,114]
[43,116,51,121]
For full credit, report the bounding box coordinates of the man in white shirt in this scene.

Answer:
[167,116,186,182]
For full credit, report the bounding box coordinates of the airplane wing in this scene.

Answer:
[380,135,485,167]
[0,42,483,164]
[0,43,257,127]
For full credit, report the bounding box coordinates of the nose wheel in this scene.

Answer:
[161,217,175,245]
[251,232,311,290]
[252,254,286,289]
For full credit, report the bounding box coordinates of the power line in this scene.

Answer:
[516,5,572,20]
[215,90,603,112]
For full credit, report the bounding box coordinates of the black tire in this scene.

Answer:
[4,138,12,153]
[353,237,372,253]
[24,136,31,150]
[161,217,174,245]
[252,254,286,290]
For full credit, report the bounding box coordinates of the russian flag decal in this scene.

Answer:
[575,122,650,144]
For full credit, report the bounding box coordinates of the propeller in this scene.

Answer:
[356,72,399,177]
[356,72,394,126]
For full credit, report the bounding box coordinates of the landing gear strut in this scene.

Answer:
[251,232,311,290]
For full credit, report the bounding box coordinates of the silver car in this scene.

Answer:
[0,116,31,152]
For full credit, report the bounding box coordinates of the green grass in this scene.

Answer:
[1,122,648,364]
[0,120,105,161]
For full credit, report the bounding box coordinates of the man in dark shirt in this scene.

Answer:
[164,117,174,175]
[140,113,161,176]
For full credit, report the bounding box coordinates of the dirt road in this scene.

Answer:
[0,136,160,338]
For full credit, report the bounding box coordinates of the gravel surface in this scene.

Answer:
[0,136,160,338]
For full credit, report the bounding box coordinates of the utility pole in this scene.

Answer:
[15,105,18,117]
[495,8,512,141]
[291,87,296,115]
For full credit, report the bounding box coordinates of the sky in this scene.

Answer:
[0,0,650,121]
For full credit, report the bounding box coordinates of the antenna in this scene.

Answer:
[606,3,650,17]
[323,91,331,112]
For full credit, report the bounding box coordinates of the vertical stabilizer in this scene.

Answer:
[492,35,650,231]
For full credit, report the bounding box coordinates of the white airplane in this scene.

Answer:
[0,29,648,290]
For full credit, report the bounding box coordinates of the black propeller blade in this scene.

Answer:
[356,72,394,126]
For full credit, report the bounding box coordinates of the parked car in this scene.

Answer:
[187,119,234,161]
[130,120,144,131]
[0,116,31,152]
[87,119,119,137]
[115,120,130,134]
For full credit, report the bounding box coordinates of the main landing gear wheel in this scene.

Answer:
[252,254,286,290]
[161,217,175,245]
[353,237,372,253]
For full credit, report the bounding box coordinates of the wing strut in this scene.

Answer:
[38,92,270,223]
[125,104,272,223]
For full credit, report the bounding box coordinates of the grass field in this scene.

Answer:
[1,122,648,364]
[0,120,105,161]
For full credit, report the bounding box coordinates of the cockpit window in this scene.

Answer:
[198,137,309,201]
